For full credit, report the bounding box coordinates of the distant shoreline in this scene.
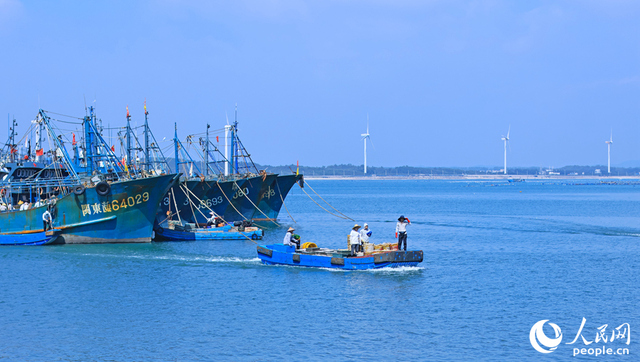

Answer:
[301,175,640,181]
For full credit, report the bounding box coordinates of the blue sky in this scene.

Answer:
[1,0,639,168]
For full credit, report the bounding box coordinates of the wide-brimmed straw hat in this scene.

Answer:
[287,227,295,232]
[398,215,405,221]
[353,224,361,229]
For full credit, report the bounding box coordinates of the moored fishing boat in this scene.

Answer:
[0,108,180,244]
[257,243,423,270]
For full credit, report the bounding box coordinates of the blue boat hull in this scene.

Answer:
[222,176,266,223]
[257,244,423,270]
[251,174,301,225]
[0,229,61,246]
[155,224,263,241]
[0,174,179,244]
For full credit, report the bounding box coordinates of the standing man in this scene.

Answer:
[42,208,52,231]
[283,227,299,249]
[396,215,411,251]
[349,224,362,256]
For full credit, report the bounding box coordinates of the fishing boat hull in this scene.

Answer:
[0,229,61,246]
[155,224,263,241]
[257,244,423,270]
[222,175,265,223]
[252,174,302,225]
[0,174,179,244]
[156,179,235,227]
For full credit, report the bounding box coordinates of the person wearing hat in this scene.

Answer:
[396,215,411,251]
[360,223,372,243]
[349,224,362,256]
[283,227,299,248]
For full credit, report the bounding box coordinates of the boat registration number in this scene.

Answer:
[81,192,150,216]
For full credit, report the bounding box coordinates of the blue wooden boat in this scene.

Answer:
[155,222,263,241]
[0,229,61,246]
[257,244,423,270]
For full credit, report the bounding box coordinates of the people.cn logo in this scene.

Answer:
[530,320,563,353]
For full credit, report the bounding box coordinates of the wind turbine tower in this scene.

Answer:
[361,115,374,174]
[501,125,510,174]
[605,131,613,174]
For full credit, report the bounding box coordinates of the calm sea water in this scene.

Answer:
[1,179,638,361]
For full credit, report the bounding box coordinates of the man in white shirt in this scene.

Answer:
[349,224,362,256]
[283,227,299,248]
[396,215,411,251]
[43,209,52,231]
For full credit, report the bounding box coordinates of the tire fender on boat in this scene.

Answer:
[95,181,111,196]
[73,184,85,195]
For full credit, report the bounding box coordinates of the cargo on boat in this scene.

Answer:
[257,243,423,270]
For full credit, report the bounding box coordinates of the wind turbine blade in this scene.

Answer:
[367,113,369,135]
[507,125,510,139]
[225,112,230,125]
[369,136,376,150]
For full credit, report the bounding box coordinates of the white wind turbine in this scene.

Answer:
[501,125,510,174]
[605,130,613,174]
[361,115,374,174]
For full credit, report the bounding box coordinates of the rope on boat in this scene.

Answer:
[171,188,182,224]
[216,181,249,222]
[178,183,229,226]
[232,180,280,227]
[298,185,352,221]
[303,180,354,221]
[298,182,355,221]
[275,179,296,223]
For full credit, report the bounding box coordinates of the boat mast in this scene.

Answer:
[126,106,132,171]
[7,115,17,163]
[83,108,93,174]
[144,102,150,172]
[224,124,230,176]
[174,122,179,174]
[233,104,238,174]
[205,123,210,177]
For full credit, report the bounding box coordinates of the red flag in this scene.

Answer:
[126,105,130,118]
[216,136,219,143]
[72,133,76,146]
[23,155,28,160]
[111,145,115,152]
[36,149,44,156]
[10,147,16,154]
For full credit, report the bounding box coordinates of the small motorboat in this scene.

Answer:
[0,229,61,246]
[257,242,423,270]
[154,220,263,241]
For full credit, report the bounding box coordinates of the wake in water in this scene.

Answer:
[76,252,262,265]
